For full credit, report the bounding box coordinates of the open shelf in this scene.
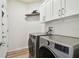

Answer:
[25,13,40,16]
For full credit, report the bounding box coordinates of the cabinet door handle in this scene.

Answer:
[7,30,8,32]
[58,9,61,16]
[2,5,4,8]
[43,16,45,21]
[62,8,65,15]
[47,40,50,45]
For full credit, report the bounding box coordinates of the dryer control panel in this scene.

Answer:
[54,43,69,54]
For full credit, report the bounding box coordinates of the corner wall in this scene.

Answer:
[7,0,44,51]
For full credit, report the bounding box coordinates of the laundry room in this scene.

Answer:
[0,0,79,58]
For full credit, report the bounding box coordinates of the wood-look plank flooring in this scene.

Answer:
[7,48,30,58]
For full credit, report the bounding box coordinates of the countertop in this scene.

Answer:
[41,34,79,47]
[29,32,48,36]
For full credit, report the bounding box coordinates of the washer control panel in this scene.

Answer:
[54,43,69,54]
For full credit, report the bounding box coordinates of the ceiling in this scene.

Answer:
[17,0,42,3]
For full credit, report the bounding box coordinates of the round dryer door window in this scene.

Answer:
[39,47,56,58]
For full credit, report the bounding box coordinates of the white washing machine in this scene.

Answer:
[39,35,79,58]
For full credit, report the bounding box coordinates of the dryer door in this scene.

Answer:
[39,47,57,58]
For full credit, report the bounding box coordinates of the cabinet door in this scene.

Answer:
[40,5,46,22]
[61,0,66,17]
[45,0,51,21]
[66,0,79,16]
[50,0,54,20]
[53,0,62,19]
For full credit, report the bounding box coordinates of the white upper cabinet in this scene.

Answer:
[45,0,51,21]
[40,0,53,22]
[53,0,62,19]
[40,4,46,22]
[50,0,54,20]
[40,0,79,22]
[61,0,66,17]
[65,0,79,16]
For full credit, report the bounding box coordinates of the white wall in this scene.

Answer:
[45,15,79,38]
[27,0,43,14]
[7,0,44,51]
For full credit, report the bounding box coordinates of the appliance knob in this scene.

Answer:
[47,41,50,45]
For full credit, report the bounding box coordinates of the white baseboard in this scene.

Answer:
[8,46,28,52]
